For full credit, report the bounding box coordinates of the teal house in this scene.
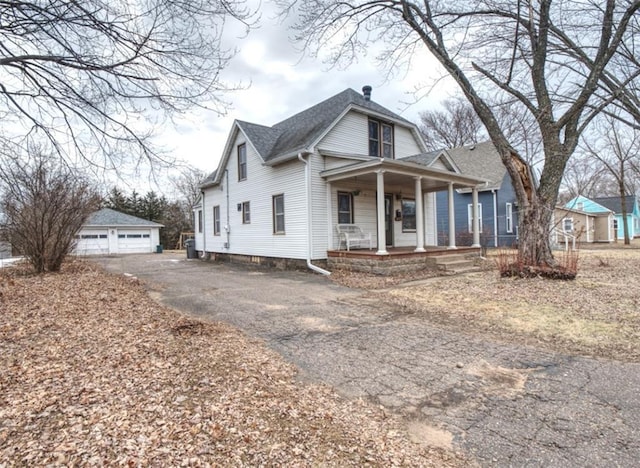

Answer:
[566,195,640,240]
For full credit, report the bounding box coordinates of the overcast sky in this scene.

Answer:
[156,2,458,174]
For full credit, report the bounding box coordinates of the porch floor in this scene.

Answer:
[327,246,481,275]
[327,246,480,259]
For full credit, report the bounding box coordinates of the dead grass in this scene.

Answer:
[378,249,640,362]
[0,260,466,466]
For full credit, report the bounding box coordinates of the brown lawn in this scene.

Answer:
[375,249,640,363]
[0,261,464,466]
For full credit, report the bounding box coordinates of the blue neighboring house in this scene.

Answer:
[566,195,640,239]
[410,141,519,247]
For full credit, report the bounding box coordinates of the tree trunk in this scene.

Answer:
[620,184,630,245]
[517,194,556,267]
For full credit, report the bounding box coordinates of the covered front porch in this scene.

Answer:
[321,157,487,258]
[327,246,482,275]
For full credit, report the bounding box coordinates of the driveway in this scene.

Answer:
[96,253,640,467]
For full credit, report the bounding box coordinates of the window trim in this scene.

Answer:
[272,194,285,234]
[368,118,394,158]
[337,191,354,224]
[213,205,221,236]
[401,198,417,232]
[563,217,574,233]
[242,201,251,224]
[467,203,483,233]
[505,202,513,233]
[237,143,247,181]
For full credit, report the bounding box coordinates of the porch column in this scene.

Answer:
[447,182,457,249]
[376,170,388,255]
[326,181,333,249]
[414,176,425,252]
[471,187,481,247]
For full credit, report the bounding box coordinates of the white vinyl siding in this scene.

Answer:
[317,110,423,160]
[201,131,308,259]
[468,203,483,233]
[393,126,422,157]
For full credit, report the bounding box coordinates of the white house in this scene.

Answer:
[75,208,163,255]
[195,87,486,273]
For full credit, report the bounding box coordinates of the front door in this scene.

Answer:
[385,193,393,246]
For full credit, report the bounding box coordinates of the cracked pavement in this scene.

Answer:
[97,253,640,467]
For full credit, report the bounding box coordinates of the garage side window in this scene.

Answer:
[273,194,285,234]
[213,205,221,236]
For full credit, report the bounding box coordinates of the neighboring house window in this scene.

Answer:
[198,210,203,233]
[467,203,483,233]
[368,119,394,158]
[238,143,247,181]
[337,192,354,224]
[242,201,250,224]
[213,205,221,236]
[273,194,285,234]
[563,217,574,233]
[401,199,416,231]
[577,202,584,211]
[505,203,513,233]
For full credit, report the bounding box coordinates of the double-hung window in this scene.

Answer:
[563,217,574,233]
[238,143,247,181]
[368,119,393,158]
[213,206,221,235]
[505,203,513,233]
[273,194,285,234]
[337,192,353,224]
[242,201,250,224]
[467,203,483,233]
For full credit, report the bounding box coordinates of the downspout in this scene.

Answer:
[492,190,498,248]
[298,152,331,276]
[225,169,230,249]
[201,190,206,255]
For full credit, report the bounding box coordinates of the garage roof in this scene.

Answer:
[85,208,164,227]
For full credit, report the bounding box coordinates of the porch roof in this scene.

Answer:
[320,157,488,190]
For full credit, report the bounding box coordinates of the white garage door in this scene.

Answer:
[117,230,152,254]
[75,230,109,255]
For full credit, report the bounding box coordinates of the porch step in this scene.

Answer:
[427,254,479,273]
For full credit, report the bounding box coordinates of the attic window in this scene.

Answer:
[577,202,584,211]
[368,119,393,158]
[238,143,247,181]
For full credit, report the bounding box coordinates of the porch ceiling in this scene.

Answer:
[320,157,487,190]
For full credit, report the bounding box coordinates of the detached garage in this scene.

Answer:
[75,208,163,255]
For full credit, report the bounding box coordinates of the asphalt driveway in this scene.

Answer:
[96,252,640,467]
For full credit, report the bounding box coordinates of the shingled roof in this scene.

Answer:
[445,141,506,189]
[85,208,164,227]
[240,88,411,162]
[592,195,638,214]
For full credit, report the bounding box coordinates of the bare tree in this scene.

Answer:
[279,0,640,270]
[0,0,254,169]
[0,147,101,273]
[580,113,640,244]
[170,166,208,211]
[419,97,485,150]
[561,155,613,201]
